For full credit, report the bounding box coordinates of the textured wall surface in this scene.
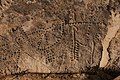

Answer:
[0,0,120,80]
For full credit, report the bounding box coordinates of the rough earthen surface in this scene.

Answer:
[0,0,120,80]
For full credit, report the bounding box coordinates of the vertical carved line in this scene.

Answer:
[73,27,76,60]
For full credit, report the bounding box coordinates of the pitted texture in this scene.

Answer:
[0,0,120,80]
